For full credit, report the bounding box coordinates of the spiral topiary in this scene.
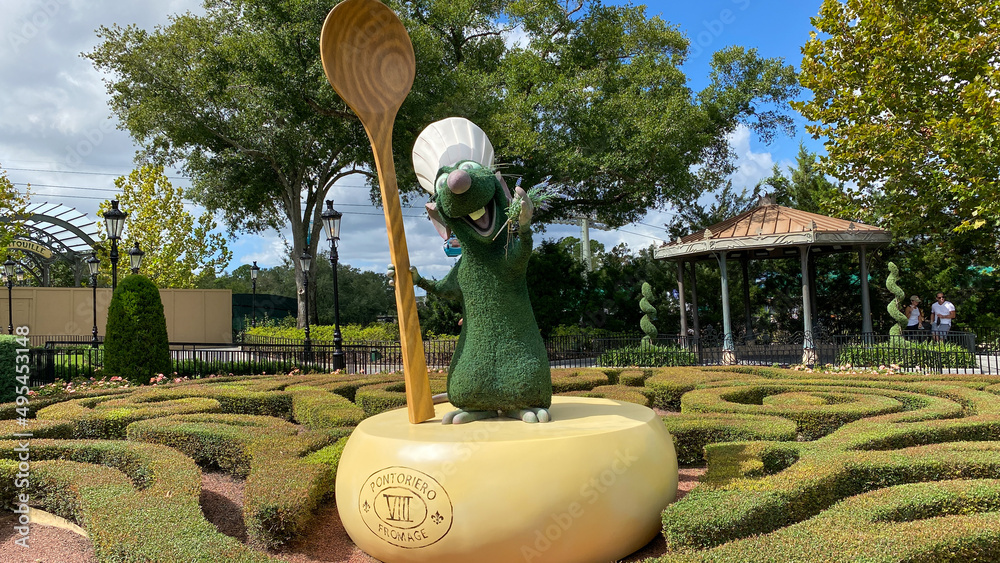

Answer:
[104,274,171,385]
[639,282,658,345]
[885,262,909,336]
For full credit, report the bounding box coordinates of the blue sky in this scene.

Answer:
[0,0,830,283]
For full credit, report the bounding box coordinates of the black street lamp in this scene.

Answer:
[250,261,260,328]
[88,253,100,348]
[301,251,312,353]
[3,259,13,335]
[102,200,127,291]
[128,242,145,274]
[321,200,345,370]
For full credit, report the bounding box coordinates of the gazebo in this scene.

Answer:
[654,196,891,365]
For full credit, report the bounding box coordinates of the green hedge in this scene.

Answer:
[680,384,918,439]
[564,385,650,407]
[0,439,277,562]
[662,413,798,466]
[286,384,365,429]
[35,393,221,439]
[0,335,22,403]
[126,412,334,549]
[550,368,609,393]
[354,378,448,417]
[674,478,1000,562]
[837,339,976,369]
[598,343,698,367]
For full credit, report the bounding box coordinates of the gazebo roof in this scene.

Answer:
[654,201,891,262]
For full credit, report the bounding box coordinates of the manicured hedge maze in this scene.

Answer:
[4,365,1000,561]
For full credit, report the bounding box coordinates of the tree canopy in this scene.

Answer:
[0,165,29,251]
[97,165,231,288]
[86,0,799,324]
[795,0,1000,243]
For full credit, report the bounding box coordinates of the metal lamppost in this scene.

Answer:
[88,253,100,348]
[250,261,260,328]
[321,200,345,370]
[128,242,145,274]
[102,200,127,291]
[3,259,13,335]
[301,252,312,353]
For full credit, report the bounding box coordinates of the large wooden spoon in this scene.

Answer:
[321,0,434,424]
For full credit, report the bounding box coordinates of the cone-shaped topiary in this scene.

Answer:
[639,282,658,345]
[104,274,171,384]
[885,262,909,337]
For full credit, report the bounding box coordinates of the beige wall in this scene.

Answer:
[0,287,232,344]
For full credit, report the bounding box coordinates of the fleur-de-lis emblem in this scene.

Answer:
[363,500,370,513]
[431,511,444,524]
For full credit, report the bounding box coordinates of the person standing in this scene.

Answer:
[905,295,924,336]
[930,292,956,342]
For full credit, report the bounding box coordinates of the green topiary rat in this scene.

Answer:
[398,118,552,424]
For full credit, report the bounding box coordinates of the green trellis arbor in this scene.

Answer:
[0,202,101,286]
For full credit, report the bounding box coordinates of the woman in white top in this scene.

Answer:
[905,295,924,331]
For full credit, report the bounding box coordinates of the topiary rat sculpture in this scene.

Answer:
[397,117,552,424]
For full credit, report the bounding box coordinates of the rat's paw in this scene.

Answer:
[504,407,551,423]
[442,409,499,425]
[387,265,421,287]
[515,186,533,227]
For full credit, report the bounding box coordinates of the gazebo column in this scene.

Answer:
[859,245,873,335]
[741,255,754,343]
[714,252,736,365]
[676,260,688,346]
[689,262,700,348]
[808,252,818,323]
[800,246,817,366]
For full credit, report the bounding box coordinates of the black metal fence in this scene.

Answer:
[23,325,1000,387]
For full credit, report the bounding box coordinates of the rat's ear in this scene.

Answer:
[426,202,451,240]
[496,172,512,202]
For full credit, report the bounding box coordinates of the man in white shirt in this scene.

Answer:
[930,292,956,342]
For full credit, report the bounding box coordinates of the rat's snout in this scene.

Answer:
[447,169,472,194]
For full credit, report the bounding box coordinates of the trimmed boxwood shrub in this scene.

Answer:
[550,368,609,393]
[0,335,20,404]
[564,385,650,407]
[598,343,697,367]
[354,377,448,417]
[663,413,798,465]
[103,274,171,385]
[126,412,335,549]
[35,392,221,439]
[0,439,278,562]
[837,339,976,369]
[286,384,365,429]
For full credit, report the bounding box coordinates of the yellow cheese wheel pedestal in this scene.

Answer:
[335,396,678,563]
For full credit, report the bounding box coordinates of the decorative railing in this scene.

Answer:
[22,326,1000,387]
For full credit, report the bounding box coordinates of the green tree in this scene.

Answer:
[86,0,799,328]
[104,274,171,384]
[97,165,231,288]
[527,240,589,338]
[795,0,1000,240]
[0,165,29,251]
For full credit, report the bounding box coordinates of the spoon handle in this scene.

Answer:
[368,125,436,424]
